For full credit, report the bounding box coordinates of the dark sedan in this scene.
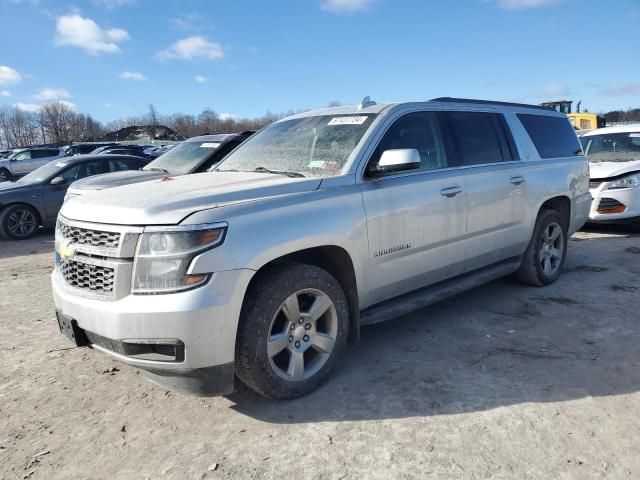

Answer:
[66,132,253,198]
[0,154,148,240]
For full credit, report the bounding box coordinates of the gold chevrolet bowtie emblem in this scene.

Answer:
[58,240,75,261]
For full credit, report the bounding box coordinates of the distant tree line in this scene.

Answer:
[0,101,313,149]
[6,99,635,150]
[601,108,640,124]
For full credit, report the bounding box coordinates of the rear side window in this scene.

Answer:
[517,114,582,159]
[444,112,517,166]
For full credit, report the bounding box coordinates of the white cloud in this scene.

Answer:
[194,74,208,83]
[32,87,71,101]
[495,0,562,8]
[58,100,76,110]
[0,65,22,87]
[156,36,224,61]
[55,14,129,55]
[14,102,41,112]
[170,13,204,31]
[218,113,237,121]
[321,0,374,13]
[0,90,11,97]
[536,82,570,98]
[119,71,146,81]
[91,0,137,8]
[598,83,640,97]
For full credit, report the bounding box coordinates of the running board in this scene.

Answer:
[360,257,523,326]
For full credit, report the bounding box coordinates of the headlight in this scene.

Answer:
[132,223,226,294]
[607,173,640,190]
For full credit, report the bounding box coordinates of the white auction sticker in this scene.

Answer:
[308,160,327,168]
[328,116,368,126]
[200,142,221,148]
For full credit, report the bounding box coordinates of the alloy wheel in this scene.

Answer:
[267,288,338,382]
[7,209,37,238]
[539,222,564,277]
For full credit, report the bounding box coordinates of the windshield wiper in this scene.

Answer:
[146,167,170,174]
[251,166,306,178]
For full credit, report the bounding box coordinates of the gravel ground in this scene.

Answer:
[1,226,639,480]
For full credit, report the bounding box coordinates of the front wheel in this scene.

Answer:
[0,168,11,182]
[516,209,567,286]
[235,263,349,399]
[0,204,39,240]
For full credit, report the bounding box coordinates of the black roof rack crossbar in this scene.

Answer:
[430,97,555,111]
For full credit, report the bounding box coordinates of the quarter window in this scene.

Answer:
[517,114,582,159]
[444,112,516,166]
[368,111,448,175]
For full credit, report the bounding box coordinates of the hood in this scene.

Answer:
[0,181,35,194]
[61,171,321,225]
[589,159,640,179]
[69,170,166,192]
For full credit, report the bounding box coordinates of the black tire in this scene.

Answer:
[0,168,11,183]
[235,263,349,399]
[0,204,39,240]
[516,209,567,287]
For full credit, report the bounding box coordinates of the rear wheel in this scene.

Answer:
[0,204,39,240]
[516,209,567,286]
[235,263,349,399]
[0,168,11,182]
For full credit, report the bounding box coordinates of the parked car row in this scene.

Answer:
[0,132,254,239]
[0,141,178,183]
[51,97,594,399]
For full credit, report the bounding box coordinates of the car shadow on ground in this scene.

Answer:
[228,230,640,422]
[0,228,54,260]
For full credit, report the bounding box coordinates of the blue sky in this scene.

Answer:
[1,0,639,123]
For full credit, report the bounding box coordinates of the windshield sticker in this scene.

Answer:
[200,142,221,148]
[629,133,640,138]
[55,162,68,167]
[328,116,368,126]
[308,160,327,168]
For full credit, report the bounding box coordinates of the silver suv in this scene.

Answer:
[52,97,590,399]
[0,147,66,182]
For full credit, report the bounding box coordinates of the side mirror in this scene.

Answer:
[374,149,421,175]
[50,176,66,186]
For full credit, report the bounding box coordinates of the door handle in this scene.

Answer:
[510,176,525,185]
[440,186,463,198]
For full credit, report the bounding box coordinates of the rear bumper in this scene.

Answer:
[52,267,255,395]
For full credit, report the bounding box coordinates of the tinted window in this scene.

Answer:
[444,112,514,166]
[518,114,582,159]
[77,160,108,179]
[31,149,58,159]
[369,111,448,174]
[109,158,132,171]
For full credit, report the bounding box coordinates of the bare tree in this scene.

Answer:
[39,101,75,143]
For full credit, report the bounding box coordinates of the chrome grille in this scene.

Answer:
[60,223,121,248]
[589,180,603,189]
[61,259,115,294]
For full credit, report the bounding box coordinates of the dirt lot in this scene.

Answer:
[1,227,639,480]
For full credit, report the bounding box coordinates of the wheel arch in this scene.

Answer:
[538,195,571,231]
[242,245,360,344]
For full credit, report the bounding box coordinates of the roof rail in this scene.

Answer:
[430,97,554,111]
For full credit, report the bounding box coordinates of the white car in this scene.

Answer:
[581,124,640,231]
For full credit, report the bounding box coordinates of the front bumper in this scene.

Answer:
[52,267,254,395]
[588,183,640,223]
